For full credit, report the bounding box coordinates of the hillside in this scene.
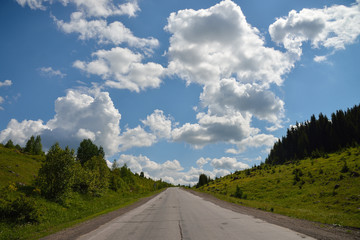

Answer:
[196,147,360,228]
[0,146,44,188]
[0,142,171,240]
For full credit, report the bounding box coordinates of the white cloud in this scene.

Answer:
[74,47,164,92]
[62,0,140,18]
[142,109,172,139]
[165,0,291,152]
[200,78,285,124]
[55,12,158,50]
[0,89,122,155]
[226,134,278,154]
[39,67,66,78]
[118,126,157,151]
[165,0,294,87]
[196,157,211,168]
[16,0,48,10]
[16,0,140,17]
[116,154,242,186]
[0,119,49,146]
[0,80,12,87]
[118,109,173,151]
[211,157,249,171]
[314,55,328,63]
[269,2,360,54]
[172,111,256,149]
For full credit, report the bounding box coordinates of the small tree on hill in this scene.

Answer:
[36,143,75,201]
[24,135,43,155]
[5,139,15,149]
[196,174,210,188]
[24,136,35,154]
[77,139,101,165]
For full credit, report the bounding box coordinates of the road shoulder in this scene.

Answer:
[185,188,360,240]
[40,191,164,240]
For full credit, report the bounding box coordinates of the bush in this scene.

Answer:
[0,194,40,224]
[233,185,247,199]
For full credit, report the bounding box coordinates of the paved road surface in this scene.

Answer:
[77,188,314,240]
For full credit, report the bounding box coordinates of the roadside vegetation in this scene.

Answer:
[195,105,360,228]
[0,138,171,240]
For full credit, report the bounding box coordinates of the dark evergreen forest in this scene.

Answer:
[266,104,360,165]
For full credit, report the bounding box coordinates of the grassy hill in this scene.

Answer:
[196,147,360,228]
[0,146,44,189]
[0,145,170,240]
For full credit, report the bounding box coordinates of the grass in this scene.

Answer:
[197,147,360,228]
[0,147,44,188]
[0,189,163,240]
[0,146,166,239]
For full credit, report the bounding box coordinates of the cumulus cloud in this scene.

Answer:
[0,89,122,155]
[39,67,66,78]
[116,154,247,186]
[200,78,285,124]
[269,2,360,58]
[165,0,294,86]
[118,126,157,151]
[165,0,292,152]
[118,109,173,151]
[142,109,172,139]
[196,157,211,168]
[210,157,249,171]
[55,12,158,50]
[0,119,49,146]
[172,111,256,149]
[74,47,164,92]
[226,134,278,154]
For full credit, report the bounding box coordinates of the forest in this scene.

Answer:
[266,104,360,165]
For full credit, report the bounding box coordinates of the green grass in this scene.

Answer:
[0,190,163,240]
[0,146,44,188]
[197,147,360,228]
[0,146,166,239]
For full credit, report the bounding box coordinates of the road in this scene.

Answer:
[77,188,314,240]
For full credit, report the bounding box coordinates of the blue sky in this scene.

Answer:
[1,0,359,185]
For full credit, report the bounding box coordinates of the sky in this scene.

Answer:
[0,0,359,185]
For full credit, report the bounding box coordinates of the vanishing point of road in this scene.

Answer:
[76,187,314,240]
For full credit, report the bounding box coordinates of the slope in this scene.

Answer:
[196,147,360,228]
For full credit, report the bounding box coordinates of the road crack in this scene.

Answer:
[178,220,183,240]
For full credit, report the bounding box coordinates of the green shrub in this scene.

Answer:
[0,194,40,224]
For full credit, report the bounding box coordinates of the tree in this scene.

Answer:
[83,155,110,195]
[33,135,43,155]
[5,139,14,149]
[36,143,75,201]
[77,139,100,165]
[196,174,210,188]
[24,136,35,154]
[24,135,43,155]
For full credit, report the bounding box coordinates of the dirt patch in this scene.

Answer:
[185,189,360,240]
[40,192,163,240]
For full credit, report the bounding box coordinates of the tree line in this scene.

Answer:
[3,135,43,155]
[2,137,171,202]
[266,104,360,165]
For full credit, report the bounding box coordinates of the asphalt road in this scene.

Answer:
[77,188,315,240]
